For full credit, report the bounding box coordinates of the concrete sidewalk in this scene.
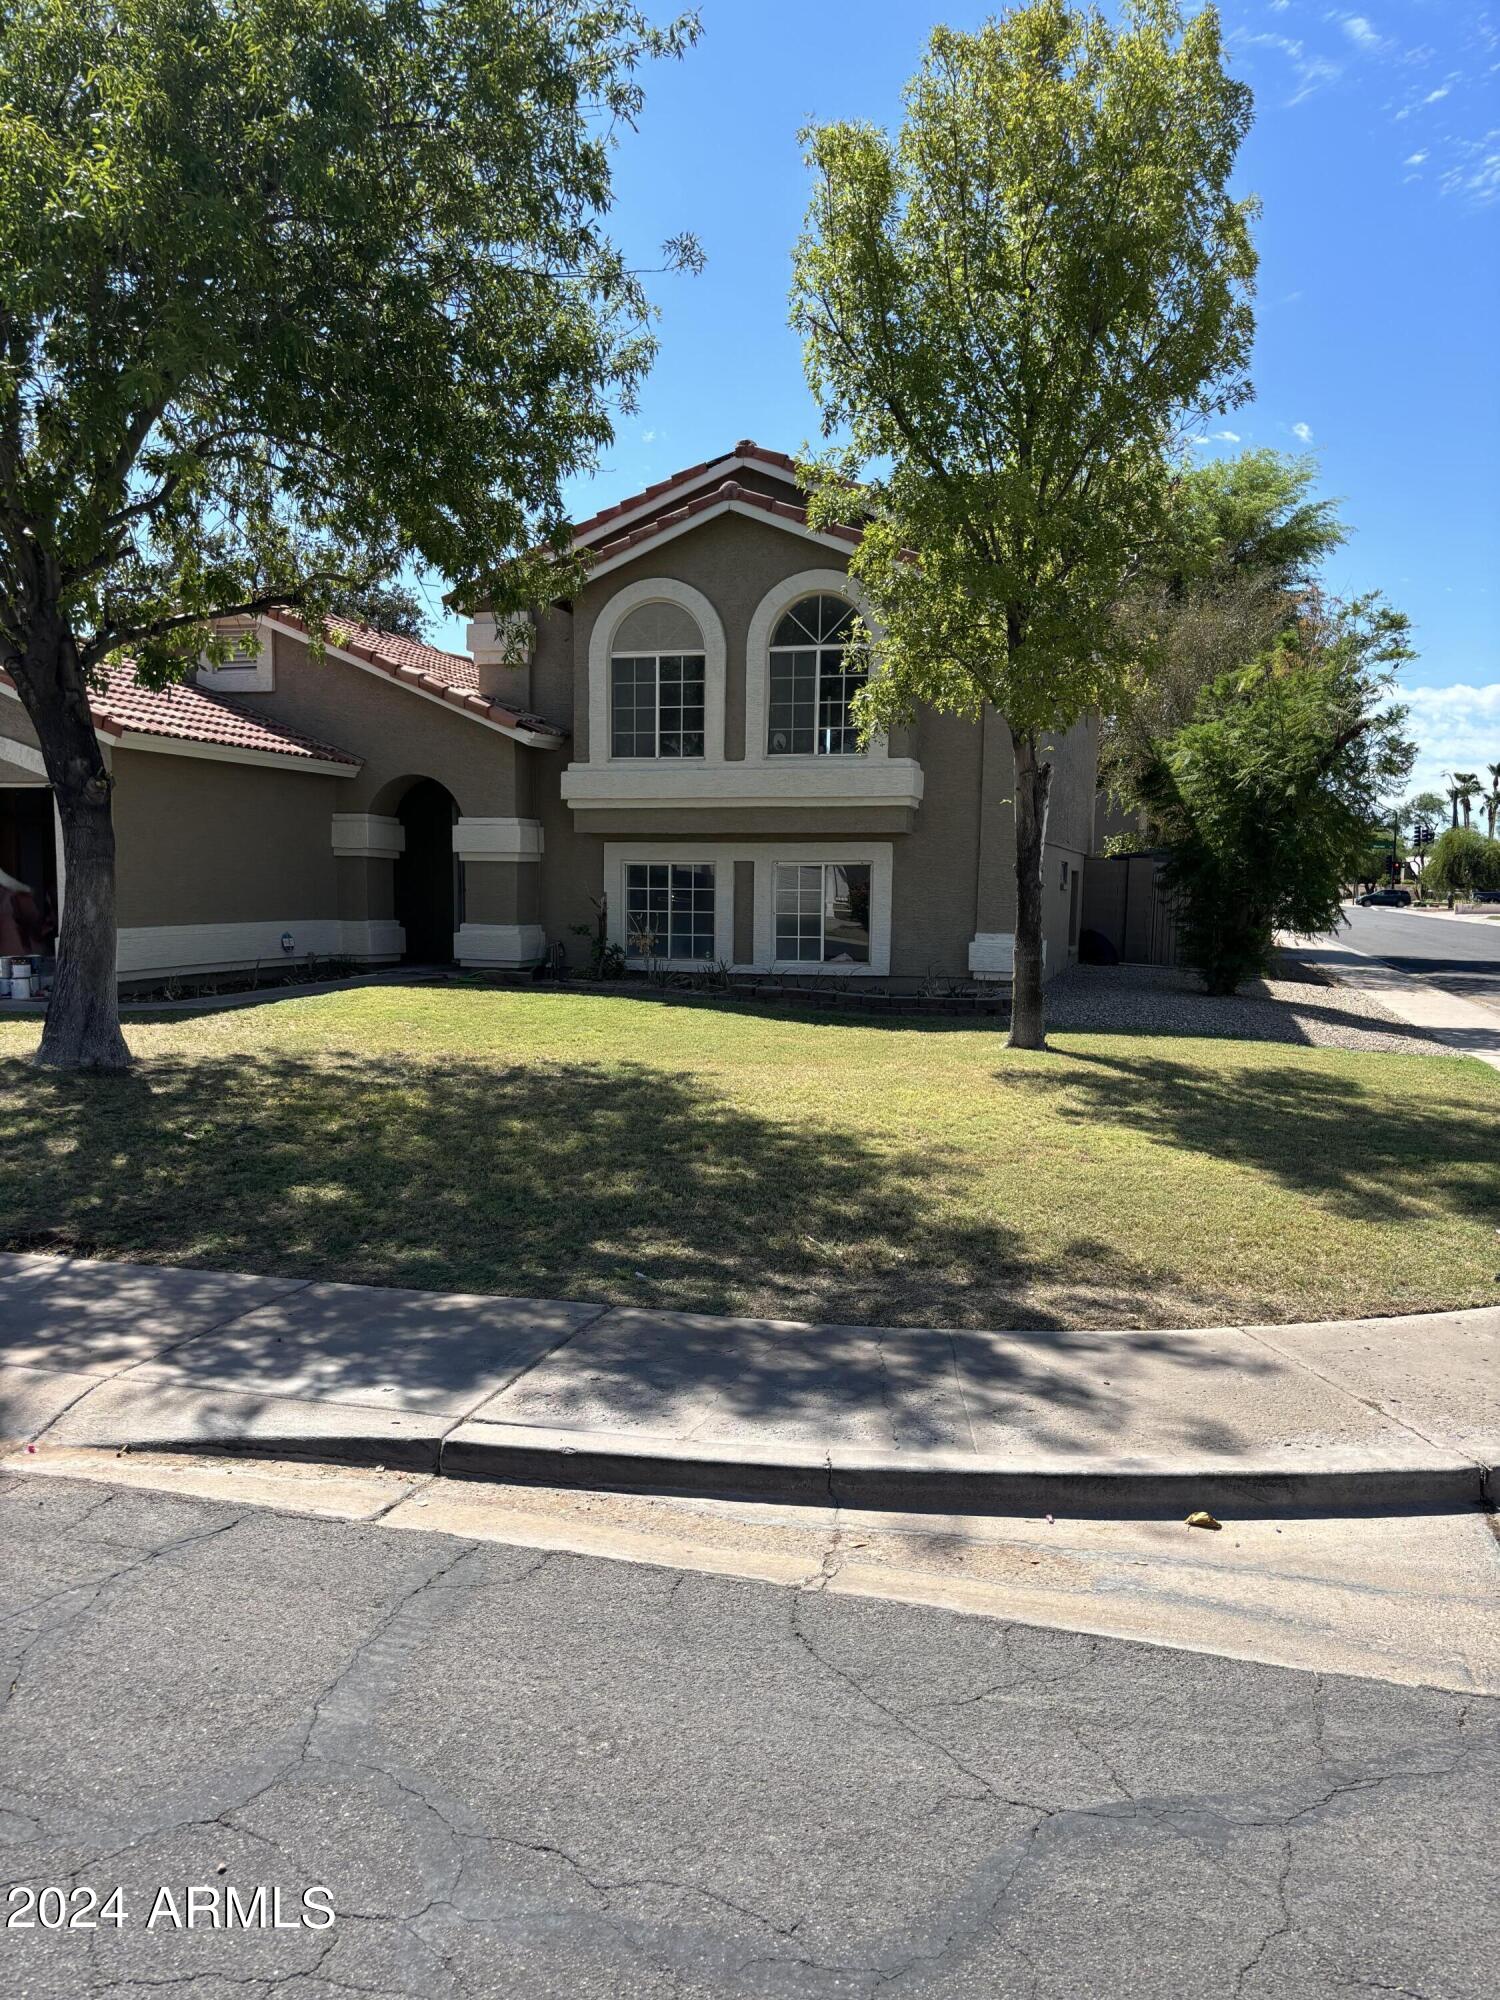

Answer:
[1,1251,1495,1514]
[1282,936,1500,1072]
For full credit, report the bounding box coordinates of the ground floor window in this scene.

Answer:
[625,861,715,961]
[773,862,871,965]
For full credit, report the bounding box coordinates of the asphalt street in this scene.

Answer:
[3,1472,1496,1999]
[1340,902,1500,1011]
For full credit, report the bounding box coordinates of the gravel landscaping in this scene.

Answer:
[1045,957,1444,1055]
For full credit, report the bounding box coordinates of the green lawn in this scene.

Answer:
[2,986,1496,1329]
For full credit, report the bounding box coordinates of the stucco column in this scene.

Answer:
[330,813,405,961]
[453,817,546,967]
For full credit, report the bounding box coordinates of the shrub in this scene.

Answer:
[1424,827,1500,899]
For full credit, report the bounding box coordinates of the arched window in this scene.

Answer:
[609,601,706,759]
[767,594,865,756]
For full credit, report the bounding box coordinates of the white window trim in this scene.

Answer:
[602,841,893,977]
[586,577,726,768]
[754,844,892,976]
[744,569,891,770]
[767,859,879,974]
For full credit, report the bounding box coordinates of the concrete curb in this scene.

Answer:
[16,1394,1490,1519]
[5,1251,1496,1520]
[435,1421,1492,1518]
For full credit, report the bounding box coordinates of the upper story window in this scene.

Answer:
[609,601,706,759]
[767,595,865,756]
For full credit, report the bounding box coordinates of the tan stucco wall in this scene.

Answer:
[111,748,341,928]
[1041,713,1101,857]
[464,858,541,926]
[234,631,534,818]
[336,854,395,924]
[1041,844,1089,977]
[0,694,43,756]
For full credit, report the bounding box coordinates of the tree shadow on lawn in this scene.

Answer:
[0,1049,1057,1317]
[1006,1047,1499,1227]
[0,1048,1309,1460]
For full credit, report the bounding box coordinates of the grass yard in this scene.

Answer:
[1,986,1496,1330]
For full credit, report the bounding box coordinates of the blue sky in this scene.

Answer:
[424,1,1500,802]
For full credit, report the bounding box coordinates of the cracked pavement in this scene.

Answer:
[2,1471,1495,1998]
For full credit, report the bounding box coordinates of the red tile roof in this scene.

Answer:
[2,662,361,767]
[571,440,804,544]
[587,477,862,568]
[280,613,566,740]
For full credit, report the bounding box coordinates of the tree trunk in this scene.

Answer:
[8,626,132,1071]
[1009,726,1053,1052]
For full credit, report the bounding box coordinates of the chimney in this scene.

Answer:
[467,610,536,710]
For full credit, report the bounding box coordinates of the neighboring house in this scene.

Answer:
[0,442,1097,987]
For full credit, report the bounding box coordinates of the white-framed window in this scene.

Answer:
[585,582,726,769]
[773,862,873,965]
[767,594,865,756]
[624,861,716,962]
[610,652,706,759]
[608,598,707,758]
[604,842,889,975]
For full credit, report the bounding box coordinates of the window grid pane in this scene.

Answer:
[611,653,706,758]
[768,635,867,757]
[774,862,873,965]
[774,862,824,960]
[611,657,657,758]
[624,862,715,961]
[657,653,706,759]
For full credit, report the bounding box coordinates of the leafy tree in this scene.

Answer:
[1397,788,1447,893]
[1355,821,1404,893]
[1399,789,1448,839]
[328,581,432,642]
[790,0,1257,1047]
[1136,598,1414,992]
[0,0,699,1069]
[1106,450,1345,808]
[1425,826,1500,900]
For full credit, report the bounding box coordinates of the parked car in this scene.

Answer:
[1473,889,1500,905]
[1355,888,1412,907]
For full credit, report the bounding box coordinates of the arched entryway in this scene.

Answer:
[393,779,460,965]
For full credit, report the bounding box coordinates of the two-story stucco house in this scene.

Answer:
[0,442,1097,988]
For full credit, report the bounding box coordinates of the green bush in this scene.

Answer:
[1424,827,1500,899]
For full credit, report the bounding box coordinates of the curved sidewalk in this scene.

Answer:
[1,1251,1494,1515]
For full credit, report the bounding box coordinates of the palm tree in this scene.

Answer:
[1452,772,1482,828]
[1487,763,1500,841]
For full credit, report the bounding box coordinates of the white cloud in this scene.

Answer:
[1291,421,1314,443]
[1288,56,1343,105]
[1398,682,1500,798]
[1423,84,1451,104]
[640,429,657,443]
[1342,16,1387,54]
[1404,150,1429,165]
[1234,27,1345,106]
[1439,130,1500,205]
